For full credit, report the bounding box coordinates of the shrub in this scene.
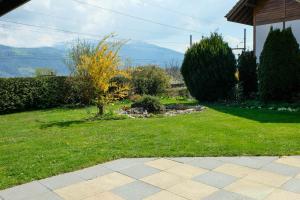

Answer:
[132,65,170,96]
[166,87,190,98]
[131,95,165,113]
[0,76,68,114]
[237,51,258,98]
[181,33,237,102]
[259,27,300,102]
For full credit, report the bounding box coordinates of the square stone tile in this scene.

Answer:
[145,159,179,170]
[76,165,113,180]
[244,170,291,187]
[84,192,124,200]
[55,181,100,200]
[165,163,207,179]
[281,178,300,193]
[39,172,84,190]
[119,164,160,179]
[141,172,183,189]
[143,190,186,200]
[168,180,218,200]
[276,157,300,168]
[231,157,277,169]
[103,159,144,171]
[28,192,64,200]
[169,157,195,163]
[112,181,160,200]
[297,174,300,179]
[265,189,300,200]
[225,179,274,200]
[214,163,256,178]
[187,157,224,170]
[0,181,50,200]
[193,171,237,189]
[203,190,255,200]
[88,172,135,191]
[261,162,300,177]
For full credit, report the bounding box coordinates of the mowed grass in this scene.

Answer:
[0,99,300,189]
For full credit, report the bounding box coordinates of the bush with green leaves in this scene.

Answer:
[181,33,237,101]
[0,77,68,114]
[238,51,258,98]
[131,95,165,113]
[132,65,170,96]
[259,28,300,102]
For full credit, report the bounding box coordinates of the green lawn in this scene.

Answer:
[1,99,300,189]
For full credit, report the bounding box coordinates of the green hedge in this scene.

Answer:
[0,76,69,114]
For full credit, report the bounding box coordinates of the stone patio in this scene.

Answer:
[1,157,300,200]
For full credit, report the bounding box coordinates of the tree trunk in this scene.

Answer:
[97,104,104,116]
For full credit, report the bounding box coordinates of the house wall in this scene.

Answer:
[254,0,300,60]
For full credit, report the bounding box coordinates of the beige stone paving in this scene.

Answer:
[145,158,179,170]
[2,157,300,200]
[143,191,187,200]
[225,179,275,199]
[276,157,300,168]
[214,163,256,178]
[264,189,300,200]
[141,171,183,189]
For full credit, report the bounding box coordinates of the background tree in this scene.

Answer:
[34,68,57,77]
[65,40,96,105]
[79,36,131,115]
[181,33,237,101]
[259,28,300,102]
[237,51,258,99]
[132,65,170,96]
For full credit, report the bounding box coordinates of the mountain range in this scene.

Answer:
[0,42,184,77]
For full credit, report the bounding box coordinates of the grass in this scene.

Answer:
[0,98,300,189]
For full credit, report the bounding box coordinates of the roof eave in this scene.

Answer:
[0,0,31,17]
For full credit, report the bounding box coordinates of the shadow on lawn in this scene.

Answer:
[39,120,87,129]
[209,106,300,123]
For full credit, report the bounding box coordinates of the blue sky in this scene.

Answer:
[0,0,252,53]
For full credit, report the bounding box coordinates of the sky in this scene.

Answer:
[0,0,253,53]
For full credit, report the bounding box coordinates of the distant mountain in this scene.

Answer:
[0,42,183,77]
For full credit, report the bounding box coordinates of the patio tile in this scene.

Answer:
[165,163,207,179]
[54,181,100,200]
[168,180,218,200]
[39,172,84,190]
[76,165,113,180]
[225,179,274,199]
[83,192,124,200]
[145,158,179,170]
[297,174,300,179]
[143,190,186,200]
[29,192,64,200]
[88,172,135,191]
[225,157,274,169]
[203,190,255,200]
[265,189,300,200]
[193,171,237,189]
[281,178,300,193]
[141,171,183,189]
[186,157,224,170]
[103,159,145,171]
[261,162,300,177]
[169,157,195,163]
[0,181,50,200]
[244,170,291,187]
[119,164,160,179]
[214,163,256,178]
[112,181,160,200]
[276,157,300,168]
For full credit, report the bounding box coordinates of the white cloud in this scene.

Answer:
[0,0,251,52]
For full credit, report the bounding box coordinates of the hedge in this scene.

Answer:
[0,76,69,114]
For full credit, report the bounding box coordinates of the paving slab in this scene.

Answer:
[2,157,300,200]
[112,181,161,200]
[281,178,300,193]
[193,171,237,189]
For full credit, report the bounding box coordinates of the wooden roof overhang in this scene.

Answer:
[225,0,257,26]
[0,0,30,17]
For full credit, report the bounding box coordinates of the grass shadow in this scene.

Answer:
[208,105,300,123]
[39,120,87,129]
